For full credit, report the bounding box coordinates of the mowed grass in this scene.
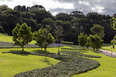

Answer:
[102,43,116,53]
[1,33,116,77]
[0,33,36,44]
[0,48,61,77]
[0,33,61,77]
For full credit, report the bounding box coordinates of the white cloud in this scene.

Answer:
[91,6,104,13]
[79,1,90,6]
[0,0,74,10]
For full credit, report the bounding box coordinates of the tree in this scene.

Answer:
[90,24,105,38]
[89,34,103,52]
[70,11,85,18]
[41,18,55,28]
[34,28,54,52]
[54,25,63,54]
[12,23,33,51]
[85,37,91,48]
[0,25,4,33]
[55,13,72,21]
[86,12,99,24]
[31,5,46,10]
[110,17,116,30]
[78,33,87,48]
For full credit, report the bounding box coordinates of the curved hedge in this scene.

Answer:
[14,51,100,77]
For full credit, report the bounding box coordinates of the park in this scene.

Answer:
[0,4,116,77]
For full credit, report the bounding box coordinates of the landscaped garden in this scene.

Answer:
[0,33,116,77]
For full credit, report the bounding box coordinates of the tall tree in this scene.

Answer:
[54,25,63,54]
[34,28,54,52]
[41,18,55,28]
[89,34,103,52]
[70,11,85,18]
[12,23,33,51]
[55,13,72,21]
[90,24,105,38]
[78,33,87,48]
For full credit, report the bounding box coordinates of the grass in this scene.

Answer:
[0,48,60,77]
[102,43,116,53]
[1,33,116,77]
[0,33,36,44]
[71,49,116,77]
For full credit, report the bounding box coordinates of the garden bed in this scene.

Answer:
[4,51,101,77]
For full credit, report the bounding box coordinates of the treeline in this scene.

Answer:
[0,4,116,44]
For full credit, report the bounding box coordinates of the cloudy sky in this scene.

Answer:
[0,0,116,16]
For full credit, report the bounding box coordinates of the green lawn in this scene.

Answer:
[0,48,60,77]
[71,49,116,77]
[1,33,116,77]
[102,43,116,53]
[0,33,36,44]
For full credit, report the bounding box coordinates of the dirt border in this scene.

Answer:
[100,49,116,57]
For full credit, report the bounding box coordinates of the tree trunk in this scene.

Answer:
[58,43,60,55]
[57,39,60,55]
[22,46,24,51]
[44,47,48,58]
[45,47,47,52]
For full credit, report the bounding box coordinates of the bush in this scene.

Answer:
[60,51,101,58]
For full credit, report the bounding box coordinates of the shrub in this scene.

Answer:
[14,51,100,77]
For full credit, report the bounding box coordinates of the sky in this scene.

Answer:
[0,0,116,16]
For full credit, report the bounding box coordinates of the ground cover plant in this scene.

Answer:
[13,50,100,77]
[72,49,116,77]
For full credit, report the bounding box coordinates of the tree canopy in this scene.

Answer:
[34,28,54,52]
[12,23,33,51]
[90,24,105,38]
[0,4,115,44]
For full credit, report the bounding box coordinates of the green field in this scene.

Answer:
[102,43,116,53]
[0,33,36,44]
[1,33,116,77]
[0,48,61,77]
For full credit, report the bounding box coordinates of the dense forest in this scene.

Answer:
[0,4,116,44]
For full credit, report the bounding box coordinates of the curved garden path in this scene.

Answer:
[100,49,116,57]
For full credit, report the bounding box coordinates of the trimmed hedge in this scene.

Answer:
[60,51,101,58]
[13,51,100,77]
[61,48,86,50]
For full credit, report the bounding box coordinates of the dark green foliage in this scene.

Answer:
[41,18,55,27]
[55,13,72,21]
[14,51,100,77]
[0,25,4,33]
[90,24,105,38]
[0,4,115,44]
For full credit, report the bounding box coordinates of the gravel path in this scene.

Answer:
[100,49,116,57]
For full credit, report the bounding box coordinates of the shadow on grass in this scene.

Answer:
[40,58,53,66]
[2,50,31,56]
[33,50,50,54]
